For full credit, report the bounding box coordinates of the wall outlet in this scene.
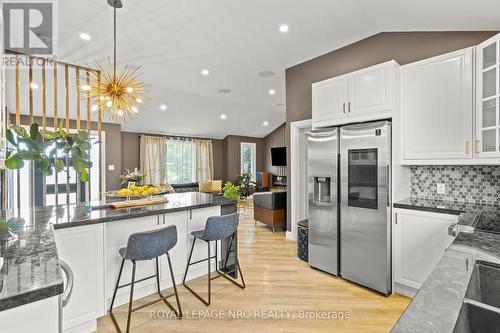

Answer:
[108,164,115,171]
[437,183,446,194]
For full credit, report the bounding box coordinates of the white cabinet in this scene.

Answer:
[401,48,474,163]
[54,224,105,333]
[349,61,394,116]
[312,60,398,128]
[394,209,457,297]
[158,211,188,287]
[476,33,500,159]
[0,296,59,333]
[312,75,348,125]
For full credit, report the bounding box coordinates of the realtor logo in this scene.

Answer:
[2,2,53,54]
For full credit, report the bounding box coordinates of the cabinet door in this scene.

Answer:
[401,48,473,161]
[105,216,157,308]
[312,75,348,126]
[158,211,188,287]
[394,210,457,291]
[348,61,394,115]
[476,33,500,158]
[54,224,104,332]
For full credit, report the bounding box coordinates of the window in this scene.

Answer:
[240,142,256,180]
[165,139,195,184]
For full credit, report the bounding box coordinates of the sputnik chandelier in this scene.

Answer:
[85,0,146,119]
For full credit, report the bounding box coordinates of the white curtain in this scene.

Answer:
[195,139,214,181]
[140,135,166,184]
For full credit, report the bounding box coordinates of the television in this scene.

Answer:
[271,147,287,166]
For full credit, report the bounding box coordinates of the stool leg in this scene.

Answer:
[126,261,136,333]
[183,238,212,306]
[217,233,245,289]
[110,258,125,311]
[182,237,196,285]
[207,240,211,305]
[167,252,183,318]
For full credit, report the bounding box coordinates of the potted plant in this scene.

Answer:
[238,171,256,199]
[222,181,240,200]
[5,122,94,182]
[120,168,145,188]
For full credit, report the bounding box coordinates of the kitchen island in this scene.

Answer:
[0,192,236,333]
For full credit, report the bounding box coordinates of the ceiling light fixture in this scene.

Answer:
[263,121,269,126]
[220,114,227,120]
[268,89,276,96]
[160,104,168,110]
[218,89,231,94]
[80,33,91,41]
[201,69,210,76]
[83,0,146,119]
[279,24,289,33]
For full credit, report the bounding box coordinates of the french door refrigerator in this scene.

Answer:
[307,121,392,295]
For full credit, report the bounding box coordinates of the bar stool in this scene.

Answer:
[182,213,245,306]
[109,225,182,333]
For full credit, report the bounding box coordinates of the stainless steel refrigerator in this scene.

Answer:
[306,121,391,295]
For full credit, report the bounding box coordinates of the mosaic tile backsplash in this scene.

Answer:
[410,166,500,205]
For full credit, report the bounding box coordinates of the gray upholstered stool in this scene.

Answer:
[182,213,245,306]
[109,224,182,333]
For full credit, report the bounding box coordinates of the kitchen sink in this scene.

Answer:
[453,260,500,333]
[453,301,500,333]
[465,260,500,309]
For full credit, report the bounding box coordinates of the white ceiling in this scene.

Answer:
[55,0,500,139]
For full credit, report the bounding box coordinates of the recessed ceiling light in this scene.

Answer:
[80,33,91,41]
[263,121,269,126]
[201,69,210,76]
[220,114,227,120]
[279,24,289,33]
[136,98,143,104]
[30,83,38,89]
[258,70,275,78]
[218,89,231,94]
[160,104,168,110]
[268,89,276,96]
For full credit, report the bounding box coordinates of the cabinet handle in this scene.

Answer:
[348,102,351,113]
[475,140,480,154]
[343,103,346,114]
[395,213,398,225]
[465,141,470,155]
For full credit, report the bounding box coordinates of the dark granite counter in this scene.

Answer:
[391,202,500,333]
[0,214,63,312]
[0,192,235,312]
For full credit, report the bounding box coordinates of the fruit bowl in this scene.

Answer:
[106,185,170,198]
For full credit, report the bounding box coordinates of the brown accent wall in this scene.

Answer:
[285,31,498,231]
[222,135,265,183]
[11,114,122,191]
[263,123,287,176]
[120,132,225,181]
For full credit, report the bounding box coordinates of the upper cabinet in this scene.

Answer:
[476,33,500,158]
[312,61,398,128]
[401,48,474,163]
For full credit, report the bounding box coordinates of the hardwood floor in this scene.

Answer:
[96,208,410,333]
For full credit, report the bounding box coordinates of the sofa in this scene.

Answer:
[171,180,223,194]
[253,191,287,232]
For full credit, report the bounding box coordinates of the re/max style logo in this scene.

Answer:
[2,1,54,54]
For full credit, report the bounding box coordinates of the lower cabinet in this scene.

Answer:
[0,296,59,333]
[394,209,457,297]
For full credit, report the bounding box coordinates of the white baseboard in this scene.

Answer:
[285,231,295,241]
[395,282,418,298]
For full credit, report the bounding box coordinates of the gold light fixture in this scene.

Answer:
[85,0,145,119]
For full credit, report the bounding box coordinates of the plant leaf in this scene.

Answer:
[10,124,29,140]
[5,154,24,169]
[30,123,39,140]
[54,159,65,171]
[6,129,17,146]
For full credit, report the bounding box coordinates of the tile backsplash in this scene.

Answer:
[410,166,500,205]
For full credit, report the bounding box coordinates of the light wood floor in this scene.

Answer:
[96,208,410,333]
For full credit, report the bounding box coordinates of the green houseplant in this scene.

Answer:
[5,122,94,182]
[238,171,256,198]
[222,181,240,200]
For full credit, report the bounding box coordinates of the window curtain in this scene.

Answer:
[139,135,166,184]
[195,139,214,181]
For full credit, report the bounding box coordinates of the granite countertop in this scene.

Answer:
[0,192,235,312]
[0,214,63,312]
[23,192,236,230]
[391,200,500,333]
